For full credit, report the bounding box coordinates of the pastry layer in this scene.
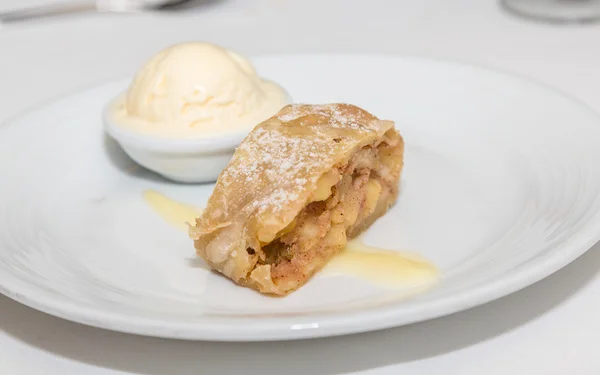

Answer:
[190,103,404,295]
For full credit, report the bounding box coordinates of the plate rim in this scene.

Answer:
[2,53,600,341]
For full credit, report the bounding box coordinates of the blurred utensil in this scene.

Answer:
[0,0,192,24]
[501,0,600,24]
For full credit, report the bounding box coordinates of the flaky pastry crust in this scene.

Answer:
[189,103,404,295]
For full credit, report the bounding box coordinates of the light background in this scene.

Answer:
[1,1,600,374]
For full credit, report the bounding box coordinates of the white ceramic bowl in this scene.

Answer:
[102,93,289,183]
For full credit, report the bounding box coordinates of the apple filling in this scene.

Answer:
[253,129,403,292]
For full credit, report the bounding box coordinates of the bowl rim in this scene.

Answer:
[102,95,251,154]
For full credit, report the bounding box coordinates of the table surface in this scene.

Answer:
[2,1,600,374]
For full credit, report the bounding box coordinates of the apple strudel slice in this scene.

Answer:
[189,103,404,295]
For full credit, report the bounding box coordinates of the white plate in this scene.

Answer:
[2,54,600,342]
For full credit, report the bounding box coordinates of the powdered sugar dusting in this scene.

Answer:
[216,104,384,216]
[277,103,379,131]
[223,125,329,214]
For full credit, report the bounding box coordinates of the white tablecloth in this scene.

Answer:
[2,1,600,374]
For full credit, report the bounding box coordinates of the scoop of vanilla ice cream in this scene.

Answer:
[118,42,288,137]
